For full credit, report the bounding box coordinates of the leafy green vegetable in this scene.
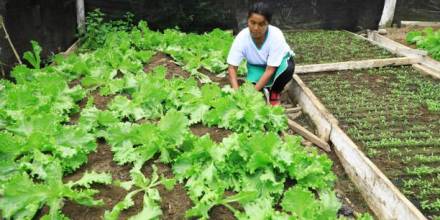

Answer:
[407,28,440,60]
[172,132,335,218]
[23,40,42,69]
[0,13,350,219]
[105,165,174,220]
[281,186,341,220]
[104,109,189,166]
[0,161,111,220]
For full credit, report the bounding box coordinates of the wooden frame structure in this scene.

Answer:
[288,29,440,219]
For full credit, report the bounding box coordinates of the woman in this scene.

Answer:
[227,2,295,106]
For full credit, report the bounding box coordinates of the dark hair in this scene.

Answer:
[248,2,273,23]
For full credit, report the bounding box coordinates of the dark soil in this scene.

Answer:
[199,68,232,88]
[59,141,193,220]
[67,89,115,125]
[55,52,238,220]
[91,91,115,110]
[190,123,232,143]
[55,52,373,220]
[144,52,191,80]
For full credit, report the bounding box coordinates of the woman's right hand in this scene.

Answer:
[227,65,240,90]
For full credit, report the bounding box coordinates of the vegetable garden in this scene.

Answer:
[0,12,375,220]
[1,8,439,220]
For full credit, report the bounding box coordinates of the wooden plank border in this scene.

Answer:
[287,119,331,152]
[63,40,80,56]
[401,21,440,28]
[295,57,420,74]
[367,31,440,79]
[286,75,338,141]
[413,64,440,79]
[367,31,428,57]
[287,75,427,219]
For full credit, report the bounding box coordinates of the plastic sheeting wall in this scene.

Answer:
[394,0,440,24]
[1,0,440,77]
[0,0,77,76]
[85,0,385,33]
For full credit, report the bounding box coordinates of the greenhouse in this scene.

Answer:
[0,0,439,219]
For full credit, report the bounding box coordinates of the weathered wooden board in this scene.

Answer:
[63,40,80,56]
[367,30,440,79]
[401,21,440,27]
[295,57,420,74]
[287,119,331,152]
[286,75,338,141]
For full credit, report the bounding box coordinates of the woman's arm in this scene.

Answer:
[254,66,276,91]
[228,65,240,90]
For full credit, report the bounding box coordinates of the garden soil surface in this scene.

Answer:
[39,52,372,219]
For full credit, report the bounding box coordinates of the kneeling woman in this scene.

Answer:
[227,2,295,106]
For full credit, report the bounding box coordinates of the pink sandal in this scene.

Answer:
[269,90,281,106]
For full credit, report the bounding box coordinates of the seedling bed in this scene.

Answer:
[300,66,440,219]
[285,30,398,65]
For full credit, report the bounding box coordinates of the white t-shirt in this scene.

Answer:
[227,25,294,67]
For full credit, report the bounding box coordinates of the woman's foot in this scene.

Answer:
[269,90,281,106]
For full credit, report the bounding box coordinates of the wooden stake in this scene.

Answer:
[287,112,302,120]
[63,40,80,56]
[285,106,302,113]
[287,119,331,152]
[0,16,22,64]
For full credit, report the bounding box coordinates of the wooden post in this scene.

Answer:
[76,0,86,34]
[378,0,397,28]
[287,119,331,152]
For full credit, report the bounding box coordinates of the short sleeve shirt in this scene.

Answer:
[227,25,294,67]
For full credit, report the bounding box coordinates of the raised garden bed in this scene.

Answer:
[300,66,440,219]
[285,30,398,65]
[0,16,376,219]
